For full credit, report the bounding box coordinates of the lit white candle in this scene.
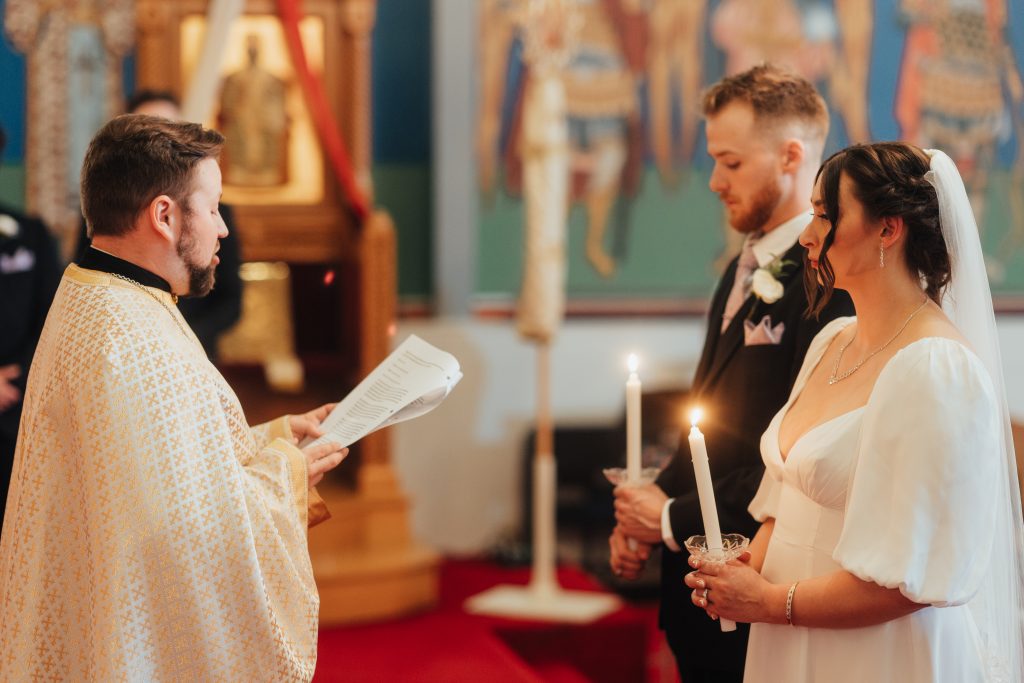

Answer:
[626,354,641,482]
[688,408,735,632]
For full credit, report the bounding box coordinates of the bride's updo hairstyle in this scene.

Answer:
[805,142,951,317]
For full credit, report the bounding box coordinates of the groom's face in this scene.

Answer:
[706,102,785,235]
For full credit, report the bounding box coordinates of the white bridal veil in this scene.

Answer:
[925,149,1024,682]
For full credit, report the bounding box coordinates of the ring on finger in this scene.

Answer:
[701,587,709,600]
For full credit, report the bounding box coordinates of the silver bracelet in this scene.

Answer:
[785,582,798,625]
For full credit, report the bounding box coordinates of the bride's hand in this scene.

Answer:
[683,552,784,624]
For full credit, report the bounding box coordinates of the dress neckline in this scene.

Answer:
[774,322,968,464]
[777,406,865,463]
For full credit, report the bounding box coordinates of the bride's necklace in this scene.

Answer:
[828,298,929,385]
[110,272,189,339]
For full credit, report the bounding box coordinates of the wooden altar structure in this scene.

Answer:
[134,0,438,624]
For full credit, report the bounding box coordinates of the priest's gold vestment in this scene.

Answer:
[0,265,326,681]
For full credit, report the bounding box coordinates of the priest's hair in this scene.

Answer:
[81,115,224,238]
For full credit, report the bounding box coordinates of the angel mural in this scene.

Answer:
[647,0,708,188]
[894,0,1024,281]
[475,0,1024,304]
[711,0,873,144]
[481,0,663,280]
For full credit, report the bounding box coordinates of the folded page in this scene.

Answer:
[306,335,462,448]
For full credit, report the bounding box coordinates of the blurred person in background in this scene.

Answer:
[0,124,62,525]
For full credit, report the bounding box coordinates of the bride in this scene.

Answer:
[684,142,1024,682]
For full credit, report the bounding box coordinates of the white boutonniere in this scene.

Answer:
[749,256,795,305]
[0,215,18,239]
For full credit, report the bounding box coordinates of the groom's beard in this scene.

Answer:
[176,215,217,298]
[731,176,783,234]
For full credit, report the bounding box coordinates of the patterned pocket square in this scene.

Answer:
[744,315,785,346]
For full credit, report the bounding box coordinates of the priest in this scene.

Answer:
[0,114,348,681]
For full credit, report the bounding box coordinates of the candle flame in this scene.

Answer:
[627,353,639,373]
[690,408,703,427]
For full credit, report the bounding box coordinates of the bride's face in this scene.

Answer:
[800,172,882,287]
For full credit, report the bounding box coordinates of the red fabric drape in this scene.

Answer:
[276,0,370,224]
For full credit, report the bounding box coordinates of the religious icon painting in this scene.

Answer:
[180,13,326,207]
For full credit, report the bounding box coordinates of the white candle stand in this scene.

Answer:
[603,467,661,489]
[465,344,621,623]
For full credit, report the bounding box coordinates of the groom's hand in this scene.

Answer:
[609,525,650,580]
[613,482,667,544]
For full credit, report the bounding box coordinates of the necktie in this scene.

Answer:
[721,236,760,332]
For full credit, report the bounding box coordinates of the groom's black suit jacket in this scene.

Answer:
[655,240,853,675]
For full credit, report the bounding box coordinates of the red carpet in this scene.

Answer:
[314,559,678,683]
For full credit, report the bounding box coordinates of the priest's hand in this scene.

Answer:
[0,364,21,412]
[304,441,349,488]
[289,403,336,444]
[613,482,667,545]
[609,525,651,580]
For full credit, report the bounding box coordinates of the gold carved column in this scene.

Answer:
[135,1,176,92]
[340,0,375,200]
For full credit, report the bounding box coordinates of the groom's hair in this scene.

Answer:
[81,114,223,238]
[703,64,829,152]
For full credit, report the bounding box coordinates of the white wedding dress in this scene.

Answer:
[744,317,1001,683]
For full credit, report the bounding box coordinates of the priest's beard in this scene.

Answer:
[732,176,783,234]
[177,215,217,298]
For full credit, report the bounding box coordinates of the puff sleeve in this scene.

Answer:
[832,339,1000,606]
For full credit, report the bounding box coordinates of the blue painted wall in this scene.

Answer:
[372,0,432,301]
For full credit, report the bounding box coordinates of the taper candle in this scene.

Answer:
[626,354,641,482]
[688,408,736,632]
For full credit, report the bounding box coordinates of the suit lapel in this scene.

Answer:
[701,299,751,391]
[700,242,806,391]
[692,259,735,395]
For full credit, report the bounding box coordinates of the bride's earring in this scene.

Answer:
[879,240,885,269]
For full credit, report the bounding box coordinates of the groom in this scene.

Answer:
[609,65,854,682]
